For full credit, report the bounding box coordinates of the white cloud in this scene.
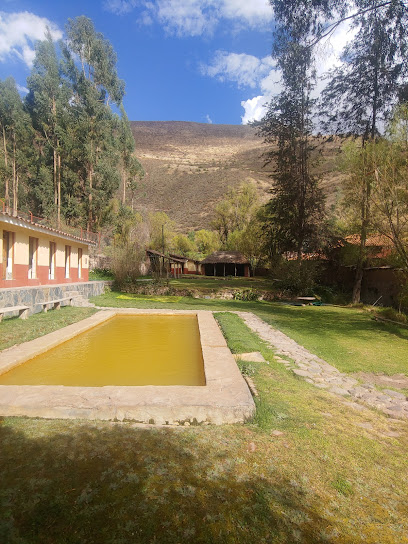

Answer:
[241,95,269,124]
[201,51,275,89]
[0,11,62,68]
[103,0,139,15]
[103,0,273,36]
[16,83,29,94]
[205,114,213,124]
[203,17,358,124]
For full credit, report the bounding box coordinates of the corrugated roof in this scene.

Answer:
[200,251,249,265]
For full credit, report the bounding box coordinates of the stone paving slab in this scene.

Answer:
[235,311,408,419]
[233,352,266,363]
[0,310,255,425]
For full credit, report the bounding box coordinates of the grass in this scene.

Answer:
[0,307,96,351]
[168,276,277,292]
[1,312,407,543]
[93,290,408,376]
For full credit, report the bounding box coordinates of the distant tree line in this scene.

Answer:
[0,16,143,232]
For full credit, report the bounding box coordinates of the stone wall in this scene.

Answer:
[0,281,111,316]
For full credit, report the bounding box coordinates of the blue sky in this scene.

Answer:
[0,0,281,125]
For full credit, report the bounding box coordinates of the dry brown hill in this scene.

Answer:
[130,121,343,231]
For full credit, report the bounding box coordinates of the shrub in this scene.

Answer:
[232,288,260,301]
[269,260,319,295]
[111,245,145,290]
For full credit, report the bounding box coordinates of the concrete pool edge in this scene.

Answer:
[0,309,255,425]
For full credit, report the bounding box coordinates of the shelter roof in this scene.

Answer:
[200,251,249,265]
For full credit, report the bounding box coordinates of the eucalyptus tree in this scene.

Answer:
[118,105,144,206]
[26,30,72,226]
[0,77,33,214]
[62,16,125,230]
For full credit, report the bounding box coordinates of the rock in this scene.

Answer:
[234,352,266,363]
[382,389,407,400]
[183,421,191,426]
[388,404,403,412]
[329,386,351,396]
[248,441,257,452]
[381,430,400,438]
[292,369,311,378]
[271,430,284,436]
[356,422,373,430]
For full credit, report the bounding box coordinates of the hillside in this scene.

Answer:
[130,121,344,231]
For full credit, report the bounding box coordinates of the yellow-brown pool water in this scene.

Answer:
[0,315,206,386]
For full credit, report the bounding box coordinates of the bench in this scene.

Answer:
[40,296,77,313]
[0,305,30,322]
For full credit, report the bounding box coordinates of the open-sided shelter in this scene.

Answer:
[200,251,250,277]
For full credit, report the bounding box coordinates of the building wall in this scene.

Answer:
[1,221,90,288]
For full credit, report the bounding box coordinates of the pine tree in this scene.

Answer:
[259,3,327,260]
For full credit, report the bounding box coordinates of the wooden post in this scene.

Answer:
[223,264,225,277]
[235,265,237,277]
[213,264,216,276]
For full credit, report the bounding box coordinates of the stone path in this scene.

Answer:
[235,312,408,419]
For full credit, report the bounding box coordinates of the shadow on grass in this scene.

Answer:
[0,421,353,544]
[251,303,408,343]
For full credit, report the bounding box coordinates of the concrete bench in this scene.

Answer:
[0,305,30,322]
[40,296,77,313]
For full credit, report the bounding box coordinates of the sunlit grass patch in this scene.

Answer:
[117,294,183,303]
[0,307,96,351]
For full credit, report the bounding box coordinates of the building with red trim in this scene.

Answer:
[1,211,98,289]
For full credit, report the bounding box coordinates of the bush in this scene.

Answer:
[269,259,319,295]
[232,288,260,301]
[111,246,145,290]
[377,307,408,324]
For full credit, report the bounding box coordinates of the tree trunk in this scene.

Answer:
[12,133,17,215]
[53,147,58,211]
[88,163,93,231]
[57,151,61,228]
[2,125,10,211]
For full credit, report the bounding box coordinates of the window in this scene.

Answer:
[65,245,71,278]
[49,242,56,280]
[2,230,13,280]
[78,248,82,279]
[28,237,38,279]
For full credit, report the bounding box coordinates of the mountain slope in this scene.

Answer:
[130,121,343,231]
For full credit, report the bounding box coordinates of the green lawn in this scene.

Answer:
[159,275,276,292]
[0,307,96,351]
[1,312,407,543]
[92,290,408,376]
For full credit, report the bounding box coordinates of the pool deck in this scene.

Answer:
[0,309,255,425]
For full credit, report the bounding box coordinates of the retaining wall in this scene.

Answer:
[0,281,111,316]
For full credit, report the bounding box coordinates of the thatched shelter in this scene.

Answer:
[200,251,249,277]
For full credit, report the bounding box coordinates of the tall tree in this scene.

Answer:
[26,30,71,226]
[321,0,408,301]
[62,16,125,230]
[118,106,144,206]
[259,2,328,260]
[0,78,32,214]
